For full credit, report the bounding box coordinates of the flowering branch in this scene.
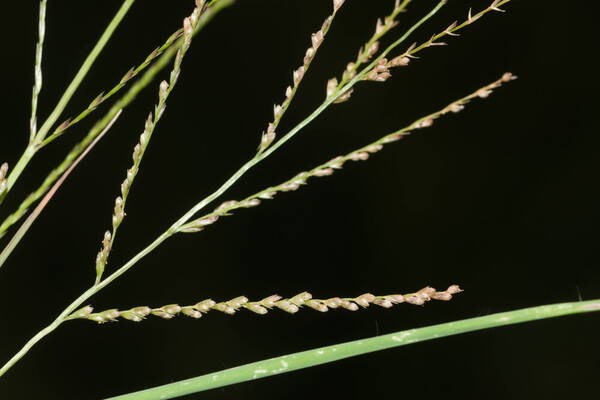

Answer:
[259,0,346,152]
[29,0,47,143]
[94,4,201,284]
[70,285,463,323]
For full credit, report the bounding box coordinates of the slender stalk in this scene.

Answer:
[0,112,122,270]
[106,299,600,400]
[3,0,136,197]
[29,0,47,143]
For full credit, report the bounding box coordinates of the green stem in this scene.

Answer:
[107,299,600,400]
[2,0,136,200]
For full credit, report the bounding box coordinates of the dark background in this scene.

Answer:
[1,0,599,399]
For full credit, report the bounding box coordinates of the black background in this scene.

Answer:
[1,1,599,399]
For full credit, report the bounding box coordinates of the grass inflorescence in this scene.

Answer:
[4,2,593,400]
